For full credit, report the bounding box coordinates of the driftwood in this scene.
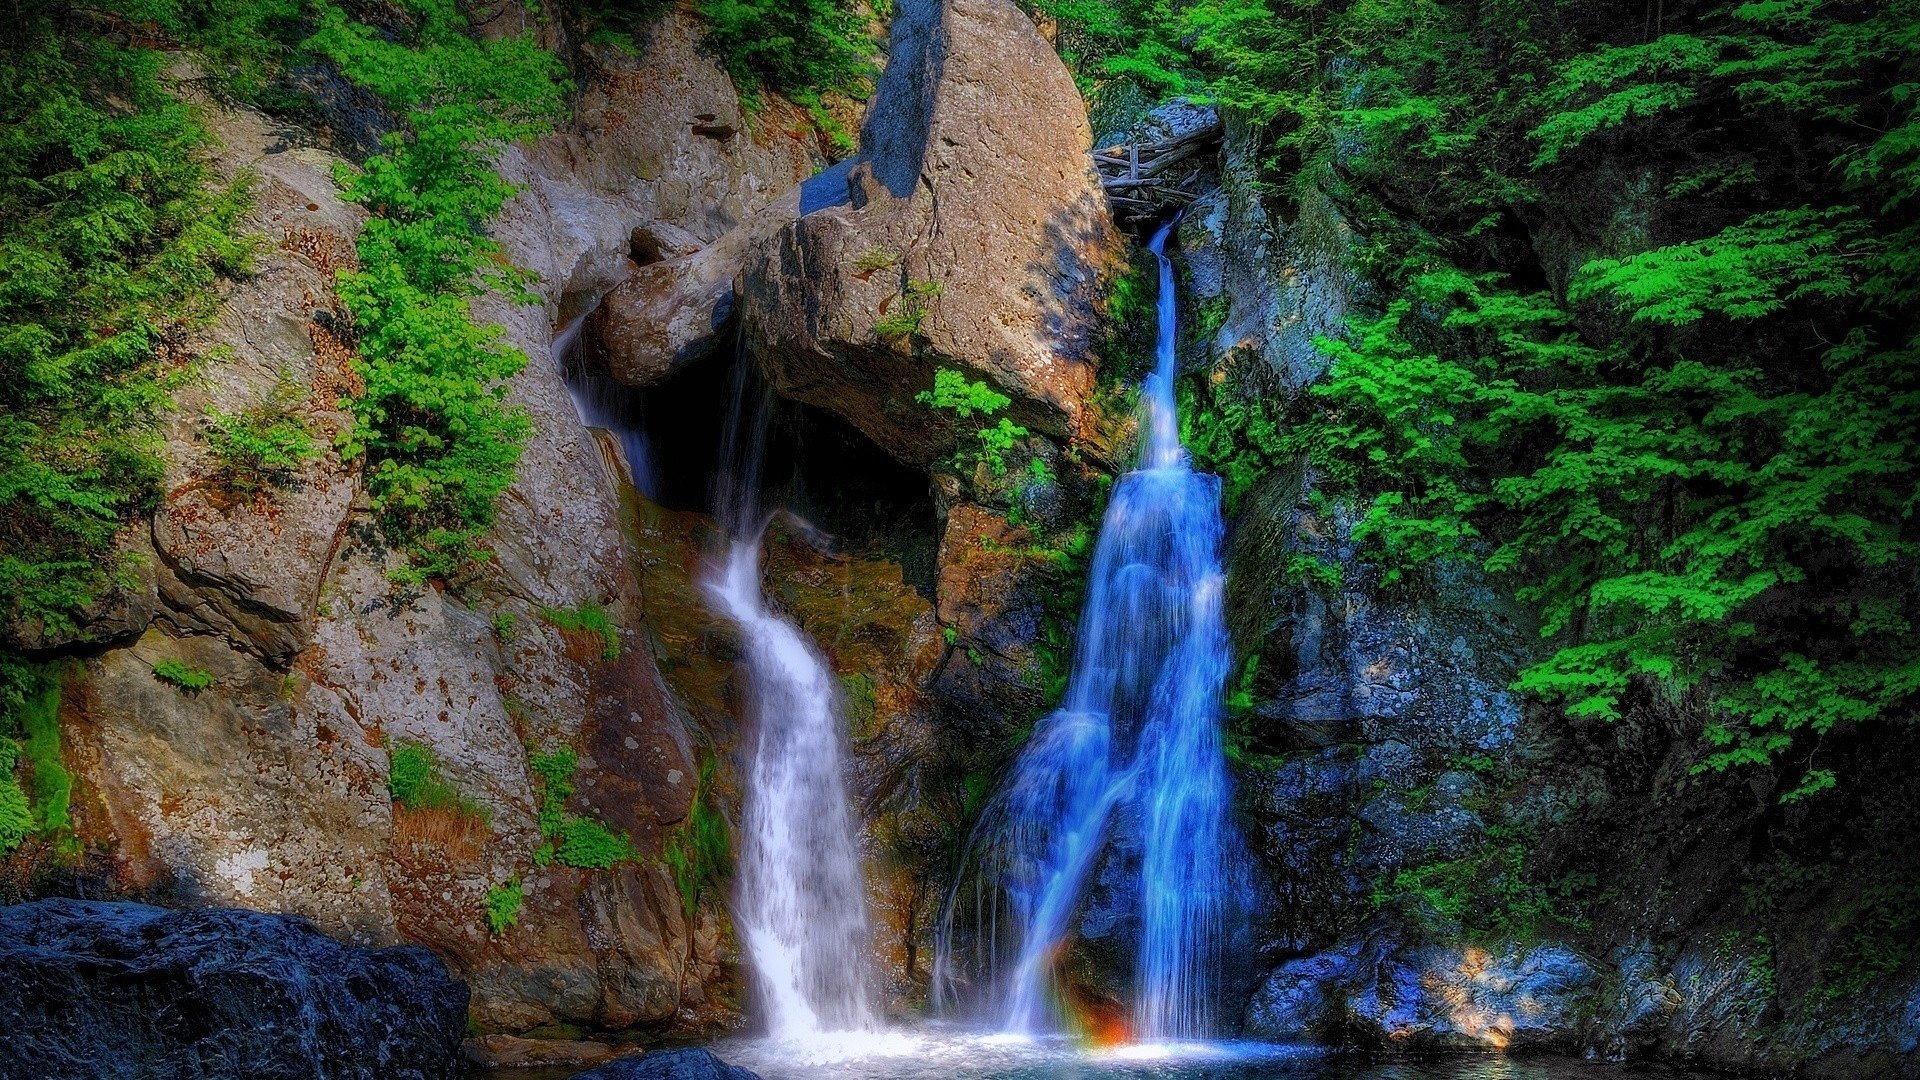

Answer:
[1092,117,1223,221]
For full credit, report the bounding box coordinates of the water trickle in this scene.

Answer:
[939,221,1244,1039]
[553,301,657,497]
[704,360,879,1041]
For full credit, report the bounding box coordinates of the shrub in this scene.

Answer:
[152,660,214,692]
[873,278,943,340]
[484,878,524,936]
[386,739,488,822]
[0,19,251,641]
[202,403,319,495]
[917,368,1031,477]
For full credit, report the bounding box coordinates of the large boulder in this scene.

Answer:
[740,0,1125,466]
[0,898,468,1080]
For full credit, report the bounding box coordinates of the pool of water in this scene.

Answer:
[479,1027,1708,1080]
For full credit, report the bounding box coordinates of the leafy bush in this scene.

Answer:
[382,737,487,822]
[539,602,621,661]
[0,15,250,642]
[152,660,214,692]
[917,368,1031,477]
[203,403,319,495]
[310,0,568,584]
[693,0,875,100]
[484,877,524,936]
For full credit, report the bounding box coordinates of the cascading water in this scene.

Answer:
[939,220,1243,1040]
[703,363,879,1042]
[553,301,657,497]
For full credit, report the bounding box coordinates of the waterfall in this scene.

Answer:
[941,221,1243,1041]
[553,301,657,497]
[703,361,879,1041]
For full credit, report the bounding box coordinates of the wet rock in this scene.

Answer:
[568,1047,762,1080]
[463,1034,619,1069]
[742,0,1125,467]
[0,898,467,1080]
[1245,930,1602,1053]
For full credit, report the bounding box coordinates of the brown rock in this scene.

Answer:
[462,1034,619,1070]
[741,0,1125,466]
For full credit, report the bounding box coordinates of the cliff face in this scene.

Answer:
[43,6,835,1037]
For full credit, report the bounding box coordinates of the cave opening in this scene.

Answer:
[568,311,939,595]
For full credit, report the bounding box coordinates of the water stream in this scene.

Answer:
[939,220,1244,1039]
[703,362,880,1041]
[553,301,657,497]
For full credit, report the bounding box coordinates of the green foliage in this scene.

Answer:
[1177,369,1289,515]
[539,601,621,661]
[491,611,517,642]
[0,9,251,641]
[1372,829,1592,944]
[152,659,214,691]
[483,877,523,936]
[872,278,943,340]
[917,368,1032,477]
[662,754,729,916]
[202,400,320,495]
[1103,0,1920,806]
[692,0,875,100]
[311,0,567,583]
[0,659,69,852]
[528,744,638,870]
[386,738,488,823]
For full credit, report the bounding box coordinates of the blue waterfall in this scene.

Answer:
[945,221,1245,1040]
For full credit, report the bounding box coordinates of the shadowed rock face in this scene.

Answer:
[741,0,1125,467]
[0,898,469,1080]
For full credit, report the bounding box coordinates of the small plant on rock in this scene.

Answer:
[202,398,320,496]
[484,877,524,936]
[539,602,620,661]
[872,278,943,339]
[152,660,214,692]
[917,368,1030,476]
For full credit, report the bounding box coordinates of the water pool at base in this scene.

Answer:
[479,1029,1712,1080]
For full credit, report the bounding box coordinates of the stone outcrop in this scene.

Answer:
[0,898,468,1080]
[740,0,1125,467]
[1244,930,1602,1053]
[549,6,826,387]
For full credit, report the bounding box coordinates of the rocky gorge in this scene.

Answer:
[2,0,1918,1077]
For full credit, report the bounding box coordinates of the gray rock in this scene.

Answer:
[0,898,467,1080]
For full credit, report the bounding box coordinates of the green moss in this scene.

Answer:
[873,278,943,340]
[539,602,620,661]
[19,676,68,834]
[483,877,523,936]
[528,743,638,871]
[663,754,730,916]
[152,660,214,692]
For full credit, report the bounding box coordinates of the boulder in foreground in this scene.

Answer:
[0,897,468,1080]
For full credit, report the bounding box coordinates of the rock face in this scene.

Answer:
[42,6,831,1037]
[0,898,467,1080]
[740,0,1125,466]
